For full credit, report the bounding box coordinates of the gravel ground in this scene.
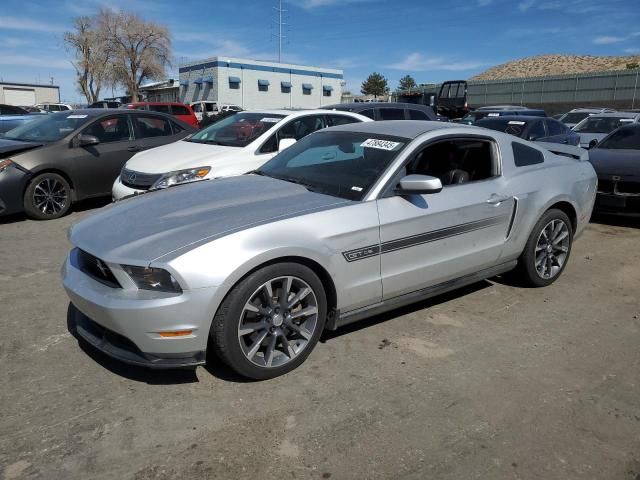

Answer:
[1,202,639,480]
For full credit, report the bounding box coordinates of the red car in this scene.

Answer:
[123,102,199,128]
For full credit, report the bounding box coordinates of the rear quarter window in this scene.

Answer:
[171,105,190,116]
[512,142,544,167]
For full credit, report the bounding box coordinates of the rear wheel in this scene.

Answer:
[516,209,573,287]
[210,263,327,380]
[23,173,72,220]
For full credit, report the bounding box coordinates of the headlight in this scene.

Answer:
[122,265,182,293]
[151,166,211,190]
[0,159,15,173]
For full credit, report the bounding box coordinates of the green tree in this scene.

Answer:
[398,74,417,93]
[361,72,389,99]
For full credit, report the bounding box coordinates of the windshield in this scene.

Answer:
[477,119,528,137]
[257,130,408,201]
[573,116,633,134]
[461,111,494,123]
[3,111,90,142]
[561,112,591,124]
[186,112,285,147]
[597,127,640,150]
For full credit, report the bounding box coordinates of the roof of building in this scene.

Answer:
[0,81,60,89]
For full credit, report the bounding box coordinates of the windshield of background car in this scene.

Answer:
[257,130,409,201]
[477,119,528,137]
[597,127,640,150]
[187,112,285,147]
[573,116,633,134]
[3,111,91,142]
[461,111,492,123]
[561,112,591,124]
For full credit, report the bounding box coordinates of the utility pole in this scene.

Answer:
[273,0,286,63]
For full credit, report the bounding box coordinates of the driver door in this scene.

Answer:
[376,137,515,299]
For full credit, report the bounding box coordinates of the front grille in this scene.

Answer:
[597,179,614,193]
[77,249,121,288]
[120,168,162,191]
[617,181,640,194]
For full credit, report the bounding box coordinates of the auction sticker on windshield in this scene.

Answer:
[260,117,282,123]
[361,138,402,151]
[67,115,88,119]
[508,121,526,125]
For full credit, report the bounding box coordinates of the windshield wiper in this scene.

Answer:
[272,175,318,192]
[186,138,221,145]
[246,169,268,176]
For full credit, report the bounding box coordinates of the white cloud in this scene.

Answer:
[518,0,536,11]
[593,36,626,45]
[388,53,485,72]
[624,48,640,54]
[0,54,73,70]
[0,16,66,33]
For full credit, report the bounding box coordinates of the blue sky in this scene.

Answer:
[0,0,639,103]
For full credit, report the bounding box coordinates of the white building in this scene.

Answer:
[178,57,343,110]
[0,81,60,106]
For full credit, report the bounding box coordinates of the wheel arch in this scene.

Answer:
[546,200,577,233]
[25,167,78,201]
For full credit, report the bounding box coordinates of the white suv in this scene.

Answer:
[112,109,371,200]
[35,103,73,113]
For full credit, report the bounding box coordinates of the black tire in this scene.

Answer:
[210,262,327,380]
[23,172,72,220]
[516,208,573,287]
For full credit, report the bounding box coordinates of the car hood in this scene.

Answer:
[69,175,351,265]
[589,148,640,179]
[0,138,44,159]
[125,140,245,174]
[577,132,607,146]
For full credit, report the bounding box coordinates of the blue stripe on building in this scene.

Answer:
[179,60,343,79]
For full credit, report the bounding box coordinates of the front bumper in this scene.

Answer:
[112,176,145,201]
[0,165,29,216]
[594,192,640,216]
[62,250,218,368]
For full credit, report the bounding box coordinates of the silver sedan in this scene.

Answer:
[62,121,597,379]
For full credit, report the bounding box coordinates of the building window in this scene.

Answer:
[229,76,241,90]
[322,85,333,97]
[258,79,270,92]
[281,81,292,93]
[302,83,313,95]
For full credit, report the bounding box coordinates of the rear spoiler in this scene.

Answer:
[535,142,589,161]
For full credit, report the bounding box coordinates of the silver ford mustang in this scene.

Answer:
[62,121,597,379]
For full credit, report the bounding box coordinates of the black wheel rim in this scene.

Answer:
[535,219,570,279]
[33,178,68,216]
[238,276,319,368]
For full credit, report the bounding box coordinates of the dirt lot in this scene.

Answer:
[1,202,639,480]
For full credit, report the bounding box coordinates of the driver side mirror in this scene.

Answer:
[278,137,297,152]
[77,134,100,147]
[395,174,443,195]
[588,139,598,149]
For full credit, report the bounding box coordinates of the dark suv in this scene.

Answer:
[322,102,438,121]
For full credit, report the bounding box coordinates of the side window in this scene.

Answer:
[259,133,278,154]
[205,103,216,112]
[171,121,185,134]
[527,121,546,140]
[278,115,326,141]
[359,109,375,120]
[84,115,132,143]
[60,105,70,111]
[133,115,172,138]
[408,109,429,120]
[379,108,405,120]
[326,114,360,127]
[407,139,496,186]
[171,105,190,116]
[149,104,170,114]
[191,103,202,113]
[546,119,566,136]
[512,142,544,167]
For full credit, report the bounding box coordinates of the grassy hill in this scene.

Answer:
[471,54,640,81]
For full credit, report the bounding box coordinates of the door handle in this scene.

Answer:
[487,194,511,205]
[127,146,144,152]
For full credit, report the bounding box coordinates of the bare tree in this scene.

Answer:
[100,9,171,102]
[64,16,113,104]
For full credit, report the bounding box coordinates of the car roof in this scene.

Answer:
[587,112,639,118]
[569,107,615,112]
[327,120,457,138]
[323,102,430,110]
[477,115,545,122]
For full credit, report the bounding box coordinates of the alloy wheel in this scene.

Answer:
[33,177,68,216]
[534,219,570,279]
[238,276,319,368]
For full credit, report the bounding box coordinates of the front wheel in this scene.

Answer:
[23,173,72,220]
[210,263,327,380]
[516,209,573,287]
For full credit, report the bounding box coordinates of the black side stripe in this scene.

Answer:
[342,215,509,262]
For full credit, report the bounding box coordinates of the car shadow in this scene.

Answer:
[590,212,640,229]
[320,280,492,342]
[0,197,111,225]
